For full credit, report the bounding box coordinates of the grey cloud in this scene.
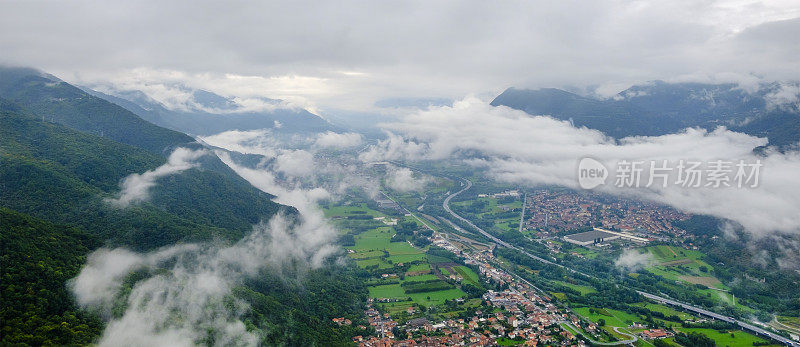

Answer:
[360,98,800,237]
[1,1,798,111]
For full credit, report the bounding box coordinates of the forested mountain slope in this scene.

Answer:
[85,87,339,136]
[0,208,103,345]
[0,70,367,345]
[492,81,800,148]
[0,67,193,154]
[0,102,284,249]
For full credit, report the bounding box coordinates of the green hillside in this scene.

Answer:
[0,104,284,250]
[0,66,193,154]
[0,208,103,345]
[0,69,367,345]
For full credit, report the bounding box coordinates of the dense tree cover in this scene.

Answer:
[0,208,103,345]
[677,216,800,317]
[673,331,716,347]
[0,66,193,154]
[401,279,453,293]
[390,221,433,247]
[495,248,642,309]
[496,232,790,319]
[236,265,369,345]
[492,82,800,149]
[0,107,285,250]
[0,74,362,345]
[426,245,462,263]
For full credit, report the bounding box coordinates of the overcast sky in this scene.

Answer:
[2,0,799,112]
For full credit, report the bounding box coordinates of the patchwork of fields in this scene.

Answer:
[645,245,727,290]
[571,303,776,346]
[325,201,475,318]
[452,197,522,235]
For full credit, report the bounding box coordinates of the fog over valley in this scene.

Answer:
[2,1,800,346]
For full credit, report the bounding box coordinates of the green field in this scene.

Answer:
[644,245,727,290]
[350,227,395,251]
[368,284,406,298]
[568,247,600,260]
[406,263,431,274]
[349,250,384,259]
[332,199,471,309]
[555,281,597,295]
[402,274,438,283]
[367,281,466,307]
[573,302,776,347]
[407,288,466,306]
[777,316,800,331]
[356,258,393,269]
[573,307,642,327]
[674,327,774,346]
[378,301,416,315]
[452,196,522,234]
[632,302,695,320]
[496,337,524,345]
[427,254,454,264]
[388,253,427,263]
[347,223,429,272]
[454,266,480,286]
[323,203,383,218]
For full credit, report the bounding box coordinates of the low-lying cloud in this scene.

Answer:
[274,149,315,178]
[385,166,431,192]
[199,129,380,199]
[314,131,363,148]
[70,213,335,346]
[765,82,800,111]
[73,135,350,345]
[360,97,800,237]
[105,147,207,207]
[615,249,655,272]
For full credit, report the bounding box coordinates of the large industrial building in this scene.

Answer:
[563,229,619,246]
[563,228,650,246]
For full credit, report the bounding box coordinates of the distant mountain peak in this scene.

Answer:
[492,80,800,148]
[87,83,339,136]
[190,89,238,111]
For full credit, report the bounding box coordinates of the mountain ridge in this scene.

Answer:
[491,81,800,148]
[85,85,342,136]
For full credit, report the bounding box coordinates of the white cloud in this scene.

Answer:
[385,166,431,192]
[73,140,354,345]
[274,150,315,177]
[765,82,800,110]
[313,131,363,148]
[615,249,655,271]
[361,97,800,237]
[198,129,279,157]
[69,213,333,346]
[106,148,207,207]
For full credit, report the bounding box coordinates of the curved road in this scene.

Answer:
[562,322,638,345]
[442,177,796,347]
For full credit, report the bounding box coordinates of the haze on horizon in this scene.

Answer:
[1,0,799,113]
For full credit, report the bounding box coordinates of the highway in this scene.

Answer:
[442,177,797,347]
